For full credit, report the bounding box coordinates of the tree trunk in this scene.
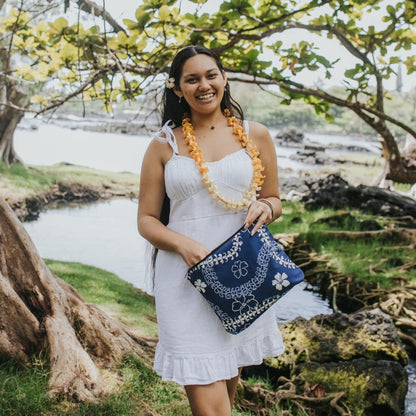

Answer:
[373,119,416,185]
[387,155,416,184]
[0,106,24,165]
[0,196,155,401]
[0,83,30,165]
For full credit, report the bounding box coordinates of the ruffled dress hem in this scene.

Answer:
[154,333,285,386]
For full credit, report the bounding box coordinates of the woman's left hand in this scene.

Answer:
[244,199,273,235]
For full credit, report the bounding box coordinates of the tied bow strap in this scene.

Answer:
[152,120,178,154]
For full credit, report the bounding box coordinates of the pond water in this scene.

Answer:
[22,197,332,321]
[15,122,150,174]
[407,361,416,415]
[14,121,379,175]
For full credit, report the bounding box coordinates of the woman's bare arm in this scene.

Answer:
[137,140,210,267]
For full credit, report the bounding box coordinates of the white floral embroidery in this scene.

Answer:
[231,294,259,314]
[166,76,175,89]
[194,279,207,293]
[272,272,290,291]
[231,260,249,279]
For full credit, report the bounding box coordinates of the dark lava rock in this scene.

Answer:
[358,219,383,231]
[302,174,416,218]
[275,128,304,147]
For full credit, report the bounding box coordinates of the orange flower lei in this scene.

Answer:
[182,109,265,210]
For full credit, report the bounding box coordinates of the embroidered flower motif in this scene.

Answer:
[231,260,249,279]
[232,294,259,314]
[272,272,290,291]
[166,77,175,89]
[194,279,207,293]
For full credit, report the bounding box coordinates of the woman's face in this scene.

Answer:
[175,54,227,115]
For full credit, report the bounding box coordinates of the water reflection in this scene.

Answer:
[406,361,416,415]
[276,281,332,322]
[24,199,147,290]
[15,123,151,174]
[15,123,357,174]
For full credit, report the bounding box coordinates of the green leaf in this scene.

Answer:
[389,56,400,64]
[280,98,292,106]
[325,113,334,122]
[123,19,139,30]
[158,5,170,21]
[220,2,233,12]
[48,17,69,34]
[135,5,146,21]
[344,68,358,79]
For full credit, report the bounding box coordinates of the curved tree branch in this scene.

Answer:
[77,0,124,33]
[66,0,125,33]
[35,63,155,115]
[227,72,416,140]
[286,22,373,66]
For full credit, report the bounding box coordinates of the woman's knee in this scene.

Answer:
[185,381,232,416]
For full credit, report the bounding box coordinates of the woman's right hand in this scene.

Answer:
[177,237,210,268]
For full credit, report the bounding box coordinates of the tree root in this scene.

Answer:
[235,375,351,415]
[0,196,154,402]
[306,228,416,245]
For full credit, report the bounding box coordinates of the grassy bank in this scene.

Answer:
[269,201,416,289]
[0,261,189,416]
[311,153,384,187]
[0,162,140,207]
[0,261,261,416]
[46,260,158,337]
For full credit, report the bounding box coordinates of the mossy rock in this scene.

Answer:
[297,359,408,416]
[266,308,408,374]
[240,309,408,415]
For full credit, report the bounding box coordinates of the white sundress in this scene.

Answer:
[152,121,285,386]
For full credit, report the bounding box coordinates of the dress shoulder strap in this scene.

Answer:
[152,120,179,154]
[243,120,250,136]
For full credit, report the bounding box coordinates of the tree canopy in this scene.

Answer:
[1,0,416,182]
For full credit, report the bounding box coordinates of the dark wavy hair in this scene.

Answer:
[161,45,244,126]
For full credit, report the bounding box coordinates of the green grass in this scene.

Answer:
[0,162,139,201]
[0,358,50,416]
[269,201,416,288]
[245,375,275,391]
[0,355,191,416]
[304,232,415,288]
[46,260,157,337]
[269,201,390,234]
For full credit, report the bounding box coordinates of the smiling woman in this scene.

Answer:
[175,57,227,114]
[137,45,284,416]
